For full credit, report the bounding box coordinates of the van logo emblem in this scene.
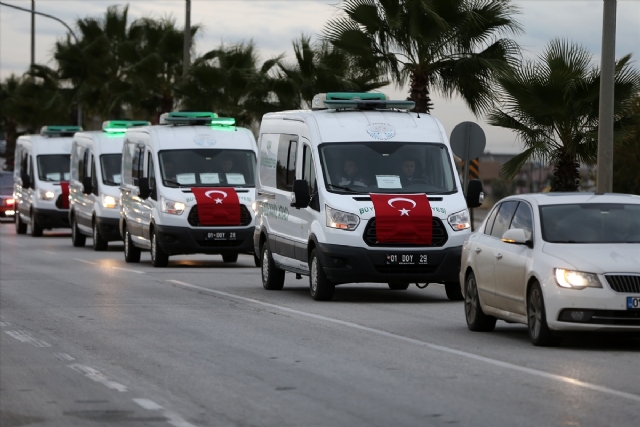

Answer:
[388,197,416,216]
[194,134,216,147]
[366,123,395,140]
[205,189,227,204]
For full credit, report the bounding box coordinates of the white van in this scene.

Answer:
[254,93,484,300]
[69,120,150,250]
[120,112,259,267]
[14,126,81,236]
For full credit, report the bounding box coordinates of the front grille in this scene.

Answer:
[196,239,244,248]
[188,204,251,227]
[363,217,448,247]
[606,275,640,293]
[374,264,438,275]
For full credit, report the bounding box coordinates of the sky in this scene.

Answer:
[1,0,639,154]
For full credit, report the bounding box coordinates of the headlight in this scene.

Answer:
[448,209,470,231]
[161,197,186,215]
[326,205,360,230]
[554,269,602,290]
[101,195,118,209]
[39,189,56,201]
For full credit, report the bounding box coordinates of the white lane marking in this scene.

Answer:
[73,258,96,265]
[5,330,52,347]
[0,321,10,327]
[112,267,145,274]
[43,250,56,255]
[52,352,75,361]
[133,398,164,411]
[133,398,197,427]
[168,279,640,403]
[68,364,128,392]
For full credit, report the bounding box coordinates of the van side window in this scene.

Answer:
[132,146,144,183]
[27,155,34,188]
[148,153,156,195]
[77,147,87,182]
[276,136,297,191]
[302,145,317,195]
[122,142,135,185]
[90,155,98,195]
[491,201,518,239]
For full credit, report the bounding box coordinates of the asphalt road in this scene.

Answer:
[1,223,639,427]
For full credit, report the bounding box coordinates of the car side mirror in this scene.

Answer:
[137,177,151,199]
[501,229,533,248]
[466,179,484,208]
[291,179,310,209]
[82,176,93,195]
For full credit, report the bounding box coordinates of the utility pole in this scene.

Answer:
[183,0,191,76]
[596,0,617,193]
[30,0,35,70]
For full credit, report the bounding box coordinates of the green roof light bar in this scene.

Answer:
[102,120,151,133]
[41,125,83,136]
[326,92,387,101]
[210,117,236,126]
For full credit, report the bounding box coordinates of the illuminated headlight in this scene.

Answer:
[39,189,56,200]
[448,209,470,231]
[554,269,602,290]
[101,195,118,209]
[326,205,359,230]
[161,197,186,215]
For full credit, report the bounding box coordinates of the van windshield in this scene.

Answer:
[158,149,256,188]
[37,155,71,182]
[101,154,122,186]
[318,142,456,194]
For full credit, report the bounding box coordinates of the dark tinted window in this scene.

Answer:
[276,136,297,191]
[37,155,71,182]
[491,201,518,238]
[158,149,256,187]
[302,145,316,195]
[100,154,122,186]
[510,202,533,240]
[132,147,144,181]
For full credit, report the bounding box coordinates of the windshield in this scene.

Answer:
[101,154,122,186]
[318,142,456,194]
[541,203,640,244]
[0,173,13,194]
[158,149,256,188]
[37,155,71,182]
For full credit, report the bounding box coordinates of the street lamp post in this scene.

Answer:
[183,0,191,76]
[31,0,35,70]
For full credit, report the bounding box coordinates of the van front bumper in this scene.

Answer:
[33,208,69,229]
[316,242,462,285]
[154,224,254,256]
[96,216,122,241]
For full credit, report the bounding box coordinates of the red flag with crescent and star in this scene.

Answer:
[190,187,241,226]
[369,193,432,244]
[60,182,70,209]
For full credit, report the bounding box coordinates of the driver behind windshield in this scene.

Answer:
[339,159,367,187]
[400,158,429,187]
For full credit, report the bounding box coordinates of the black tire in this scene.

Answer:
[261,243,285,290]
[445,281,464,301]
[30,211,43,237]
[92,220,108,251]
[222,253,238,263]
[123,225,141,263]
[527,282,562,347]
[254,253,261,267]
[309,249,335,301]
[150,229,169,267]
[464,272,497,332]
[70,215,85,247]
[388,282,410,290]
[15,213,27,234]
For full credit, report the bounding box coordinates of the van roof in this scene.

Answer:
[73,130,127,155]
[17,134,74,156]
[125,124,257,152]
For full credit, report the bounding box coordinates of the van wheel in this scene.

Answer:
[15,213,27,234]
[222,253,238,263]
[527,282,562,347]
[124,225,141,263]
[261,244,284,290]
[388,282,410,290]
[465,272,496,332]
[30,211,43,237]
[445,281,464,301]
[309,249,335,301]
[92,220,108,251]
[71,215,85,247]
[150,229,168,267]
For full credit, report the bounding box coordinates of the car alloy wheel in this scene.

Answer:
[464,272,496,332]
[527,282,561,347]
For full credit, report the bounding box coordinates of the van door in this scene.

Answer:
[273,134,300,262]
[121,141,149,242]
[140,148,156,241]
[21,152,35,219]
[76,148,93,232]
[292,138,319,266]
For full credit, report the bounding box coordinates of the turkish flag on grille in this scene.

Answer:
[370,193,432,244]
[60,182,70,209]
[191,187,241,226]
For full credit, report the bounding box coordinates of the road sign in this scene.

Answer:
[450,122,486,196]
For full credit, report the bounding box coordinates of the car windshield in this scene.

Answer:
[158,149,256,188]
[318,142,456,194]
[540,203,640,244]
[101,154,122,186]
[37,155,71,182]
[0,173,13,194]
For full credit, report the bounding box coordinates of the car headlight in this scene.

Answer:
[101,195,118,209]
[448,209,470,231]
[554,269,602,290]
[161,197,186,215]
[326,205,360,230]
[39,189,56,201]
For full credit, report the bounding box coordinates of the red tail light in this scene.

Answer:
[6,198,15,206]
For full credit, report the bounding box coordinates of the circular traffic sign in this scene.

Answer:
[450,122,486,160]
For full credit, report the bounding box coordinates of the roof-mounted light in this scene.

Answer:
[160,111,219,125]
[102,120,150,133]
[311,92,414,111]
[40,125,83,136]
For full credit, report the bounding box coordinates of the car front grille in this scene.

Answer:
[188,204,252,227]
[363,217,448,247]
[605,275,640,293]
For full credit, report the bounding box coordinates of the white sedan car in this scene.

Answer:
[460,193,640,346]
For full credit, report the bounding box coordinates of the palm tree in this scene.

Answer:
[613,95,640,195]
[488,39,639,192]
[323,0,522,114]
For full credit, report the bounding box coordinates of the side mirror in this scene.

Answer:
[137,177,151,199]
[291,179,310,209]
[501,229,533,248]
[21,172,31,189]
[466,179,484,208]
[82,176,93,195]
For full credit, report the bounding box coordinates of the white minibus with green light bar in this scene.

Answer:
[69,120,150,250]
[119,112,259,267]
[14,126,81,236]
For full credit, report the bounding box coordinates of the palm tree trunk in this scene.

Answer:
[3,119,18,172]
[551,148,580,192]
[408,71,433,114]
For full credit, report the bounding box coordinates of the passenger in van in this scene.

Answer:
[400,158,430,187]
[339,159,368,187]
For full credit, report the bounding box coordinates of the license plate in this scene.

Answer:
[386,253,427,265]
[627,297,640,310]
[205,232,236,241]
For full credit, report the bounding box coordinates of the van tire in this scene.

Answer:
[261,244,284,290]
[309,249,335,301]
[15,213,27,235]
[150,229,169,267]
[123,225,141,263]
[30,211,43,237]
[388,282,410,290]
[92,220,108,251]
[445,281,464,301]
[222,253,238,263]
[70,215,85,246]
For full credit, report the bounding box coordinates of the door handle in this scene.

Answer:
[495,253,503,259]
[474,247,482,254]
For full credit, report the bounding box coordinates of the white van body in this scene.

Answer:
[120,120,258,267]
[69,130,127,249]
[14,131,75,236]
[254,100,479,300]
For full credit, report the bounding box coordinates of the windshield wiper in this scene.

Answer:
[163,179,183,188]
[326,183,360,193]
[103,180,118,186]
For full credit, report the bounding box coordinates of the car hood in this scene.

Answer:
[542,243,640,273]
